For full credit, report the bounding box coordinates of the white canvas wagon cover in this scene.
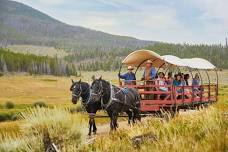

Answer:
[122,49,216,70]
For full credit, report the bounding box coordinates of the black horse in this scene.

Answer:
[70,79,101,136]
[89,77,141,131]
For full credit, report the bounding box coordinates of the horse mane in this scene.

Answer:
[71,81,90,89]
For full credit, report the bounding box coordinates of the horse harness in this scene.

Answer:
[91,81,137,110]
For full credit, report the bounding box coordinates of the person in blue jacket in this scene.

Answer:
[141,60,157,80]
[141,60,156,99]
[118,66,136,85]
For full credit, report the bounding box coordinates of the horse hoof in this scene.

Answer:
[88,133,92,136]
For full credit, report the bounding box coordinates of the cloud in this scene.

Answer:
[13,0,228,44]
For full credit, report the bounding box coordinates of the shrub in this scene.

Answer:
[33,101,47,108]
[0,113,11,122]
[0,72,3,77]
[0,113,19,122]
[5,101,15,109]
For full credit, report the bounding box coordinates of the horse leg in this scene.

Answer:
[132,111,136,123]
[88,118,93,136]
[108,110,115,131]
[112,111,118,130]
[126,110,132,125]
[115,113,119,129]
[92,118,97,134]
[135,108,141,122]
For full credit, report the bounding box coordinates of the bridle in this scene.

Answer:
[71,83,83,99]
[71,83,90,104]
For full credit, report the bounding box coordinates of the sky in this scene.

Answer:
[14,0,228,44]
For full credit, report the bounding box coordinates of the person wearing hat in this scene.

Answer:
[118,66,136,85]
[142,60,157,80]
[141,60,156,99]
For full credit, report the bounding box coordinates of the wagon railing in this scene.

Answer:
[120,80,217,111]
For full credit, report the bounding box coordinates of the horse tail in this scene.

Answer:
[135,93,140,108]
[131,89,140,107]
[134,92,141,121]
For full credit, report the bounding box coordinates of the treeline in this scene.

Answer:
[1,43,228,74]
[65,43,228,71]
[64,48,132,71]
[78,59,121,71]
[0,48,78,76]
[145,43,228,69]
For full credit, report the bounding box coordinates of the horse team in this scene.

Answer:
[70,77,141,136]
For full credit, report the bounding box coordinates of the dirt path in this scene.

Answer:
[86,119,131,143]
[85,117,154,144]
[85,110,197,143]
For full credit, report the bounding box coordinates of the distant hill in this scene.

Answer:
[0,0,154,51]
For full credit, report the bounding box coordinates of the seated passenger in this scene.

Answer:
[173,74,183,97]
[184,74,190,86]
[192,73,200,96]
[173,74,182,87]
[174,74,191,99]
[118,66,136,85]
[156,72,168,92]
[183,74,191,98]
[166,72,173,85]
[156,72,168,100]
[192,73,200,86]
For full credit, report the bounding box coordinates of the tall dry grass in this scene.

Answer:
[78,84,228,152]
[82,84,228,152]
[82,107,227,152]
[0,107,87,152]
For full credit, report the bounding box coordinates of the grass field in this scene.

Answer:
[7,45,68,57]
[0,70,227,151]
[0,75,72,105]
[0,70,227,104]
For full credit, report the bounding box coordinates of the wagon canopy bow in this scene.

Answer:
[122,49,216,70]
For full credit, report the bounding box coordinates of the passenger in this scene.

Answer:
[192,73,200,86]
[166,72,173,85]
[156,72,168,92]
[192,73,200,96]
[156,72,168,100]
[141,60,156,100]
[141,60,156,81]
[173,74,190,99]
[118,66,136,85]
[173,74,182,87]
[184,74,190,86]
[168,72,173,79]
[173,74,183,99]
[183,74,191,98]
